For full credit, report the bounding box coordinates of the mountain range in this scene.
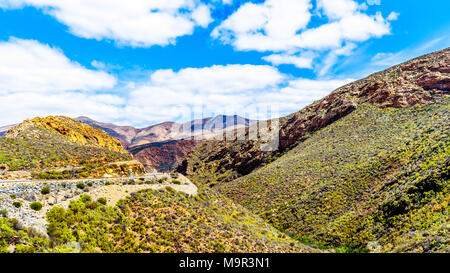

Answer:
[76,115,254,171]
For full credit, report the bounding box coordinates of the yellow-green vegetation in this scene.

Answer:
[215,98,449,253]
[0,116,133,176]
[0,126,130,172]
[44,188,316,253]
[0,218,50,253]
[18,116,127,153]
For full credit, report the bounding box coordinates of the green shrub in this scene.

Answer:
[30,202,43,211]
[172,180,181,185]
[76,182,85,189]
[87,182,93,187]
[41,186,50,194]
[13,201,22,208]
[10,194,16,199]
[80,194,92,203]
[97,197,107,205]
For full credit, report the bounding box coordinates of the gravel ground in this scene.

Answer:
[0,174,197,235]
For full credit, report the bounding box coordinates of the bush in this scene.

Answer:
[76,182,85,190]
[0,209,7,217]
[172,180,181,185]
[10,194,16,199]
[80,194,92,203]
[87,182,93,187]
[41,186,50,195]
[30,202,43,211]
[97,197,107,205]
[13,201,22,208]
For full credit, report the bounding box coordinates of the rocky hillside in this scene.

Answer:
[77,115,253,149]
[6,116,127,154]
[178,48,450,186]
[0,116,145,179]
[129,140,201,172]
[77,115,254,171]
[218,98,449,252]
[178,48,449,253]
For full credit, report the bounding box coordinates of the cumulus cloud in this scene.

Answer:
[0,38,121,125]
[123,64,353,125]
[262,53,315,68]
[387,11,400,21]
[0,0,213,47]
[0,38,116,94]
[213,0,395,73]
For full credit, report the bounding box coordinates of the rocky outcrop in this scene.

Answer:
[6,116,127,154]
[98,160,146,178]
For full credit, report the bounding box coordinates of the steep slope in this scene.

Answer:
[217,98,449,252]
[178,48,450,186]
[6,116,127,154]
[76,116,138,148]
[0,116,143,179]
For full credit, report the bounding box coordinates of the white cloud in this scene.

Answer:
[317,0,358,20]
[213,0,395,74]
[387,11,400,21]
[0,0,212,47]
[0,38,120,125]
[123,64,353,125]
[318,42,357,76]
[212,0,312,51]
[262,53,315,68]
[126,64,286,124]
[0,38,116,93]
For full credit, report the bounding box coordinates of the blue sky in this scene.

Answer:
[0,0,448,127]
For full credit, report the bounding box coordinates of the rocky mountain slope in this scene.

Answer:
[77,115,253,148]
[0,116,144,179]
[178,48,449,186]
[179,48,449,252]
[219,99,449,252]
[129,140,202,172]
[77,115,254,171]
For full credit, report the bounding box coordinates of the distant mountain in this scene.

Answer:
[77,115,254,148]
[0,124,14,136]
[77,115,254,171]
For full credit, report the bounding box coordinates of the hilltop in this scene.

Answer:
[0,116,144,180]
